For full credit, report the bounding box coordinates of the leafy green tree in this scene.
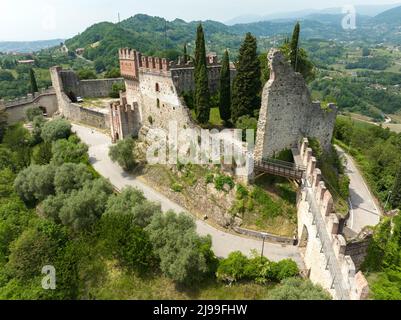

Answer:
[216,251,248,283]
[41,119,71,143]
[0,109,7,142]
[14,164,55,204]
[58,178,113,232]
[183,43,188,63]
[51,136,89,165]
[267,278,332,300]
[194,24,211,124]
[77,69,97,80]
[41,193,69,224]
[0,168,15,197]
[109,82,126,98]
[29,69,38,94]
[31,115,46,145]
[109,138,136,171]
[289,22,300,71]
[219,50,231,124]
[390,163,401,209]
[6,220,68,281]
[105,68,121,78]
[0,70,14,81]
[146,211,216,285]
[2,124,32,170]
[105,187,160,228]
[231,33,261,123]
[26,108,43,122]
[280,24,315,82]
[54,163,93,194]
[32,142,52,165]
[99,211,155,273]
[0,147,16,172]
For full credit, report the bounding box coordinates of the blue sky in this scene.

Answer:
[1,0,400,41]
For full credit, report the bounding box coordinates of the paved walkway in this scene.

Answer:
[335,146,381,234]
[72,123,302,265]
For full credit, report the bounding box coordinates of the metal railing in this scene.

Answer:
[303,179,350,300]
[254,158,306,180]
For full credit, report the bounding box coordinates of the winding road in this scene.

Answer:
[335,146,381,234]
[72,123,302,265]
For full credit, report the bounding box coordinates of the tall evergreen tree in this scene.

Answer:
[231,33,261,124]
[391,163,401,209]
[29,68,38,94]
[290,22,300,71]
[194,24,210,124]
[219,50,231,123]
[183,43,188,63]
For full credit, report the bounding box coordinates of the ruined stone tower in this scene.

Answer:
[254,49,337,160]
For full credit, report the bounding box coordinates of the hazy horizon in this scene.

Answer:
[1,0,401,41]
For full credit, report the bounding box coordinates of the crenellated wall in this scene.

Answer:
[297,138,369,300]
[0,88,58,124]
[50,66,110,129]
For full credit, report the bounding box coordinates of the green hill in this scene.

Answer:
[373,5,401,25]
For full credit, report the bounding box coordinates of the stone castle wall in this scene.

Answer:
[110,49,195,142]
[50,66,110,129]
[0,88,58,124]
[59,70,123,98]
[297,138,369,300]
[255,49,337,160]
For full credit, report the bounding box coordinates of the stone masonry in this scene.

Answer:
[255,49,337,160]
[297,138,369,300]
[110,48,236,142]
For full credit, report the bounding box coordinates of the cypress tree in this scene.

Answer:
[219,50,231,124]
[29,68,38,94]
[183,43,188,63]
[290,22,300,71]
[194,24,210,124]
[391,163,401,209]
[231,33,261,124]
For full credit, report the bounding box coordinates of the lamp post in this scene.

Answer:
[261,232,268,259]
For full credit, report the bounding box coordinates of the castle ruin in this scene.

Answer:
[110,48,236,142]
[255,49,337,160]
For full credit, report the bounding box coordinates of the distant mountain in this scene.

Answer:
[373,5,401,25]
[0,39,64,53]
[225,3,401,25]
[61,12,401,70]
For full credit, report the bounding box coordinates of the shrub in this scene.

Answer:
[58,178,113,232]
[51,136,89,165]
[41,120,71,143]
[214,174,234,191]
[99,212,155,273]
[205,172,214,184]
[171,182,183,193]
[104,187,161,228]
[267,277,332,300]
[26,108,43,122]
[54,163,93,194]
[109,138,136,172]
[271,259,299,281]
[217,252,299,284]
[14,164,56,204]
[236,184,249,200]
[146,211,216,285]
